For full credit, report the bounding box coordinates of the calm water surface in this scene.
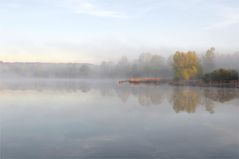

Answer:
[0,79,238,159]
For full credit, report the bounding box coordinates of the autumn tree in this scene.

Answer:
[172,51,202,80]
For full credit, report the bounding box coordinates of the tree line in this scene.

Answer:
[171,47,238,82]
[0,47,238,80]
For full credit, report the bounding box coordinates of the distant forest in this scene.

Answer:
[0,48,238,79]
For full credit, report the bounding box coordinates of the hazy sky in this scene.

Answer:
[0,0,239,63]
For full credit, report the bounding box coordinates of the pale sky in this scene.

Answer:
[0,0,239,63]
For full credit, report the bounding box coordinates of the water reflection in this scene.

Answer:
[171,87,201,113]
[204,88,239,103]
[114,85,238,114]
[0,79,238,114]
[114,84,165,106]
[0,79,238,158]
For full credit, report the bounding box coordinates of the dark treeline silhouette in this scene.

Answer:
[202,69,238,82]
[0,48,238,79]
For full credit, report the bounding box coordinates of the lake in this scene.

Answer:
[0,79,238,159]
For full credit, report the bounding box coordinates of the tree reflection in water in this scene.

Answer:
[170,87,201,113]
[204,88,239,103]
[0,79,238,113]
[114,84,238,113]
[170,87,239,114]
[114,84,165,106]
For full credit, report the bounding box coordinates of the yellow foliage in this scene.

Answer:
[173,51,201,80]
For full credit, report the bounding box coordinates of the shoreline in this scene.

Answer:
[119,78,239,88]
[169,80,239,88]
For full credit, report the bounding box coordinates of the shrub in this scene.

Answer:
[202,69,238,82]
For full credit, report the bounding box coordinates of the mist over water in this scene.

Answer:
[0,52,238,79]
[1,0,239,158]
[0,79,238,159]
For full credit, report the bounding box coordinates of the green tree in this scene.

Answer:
[202,68,239,82]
